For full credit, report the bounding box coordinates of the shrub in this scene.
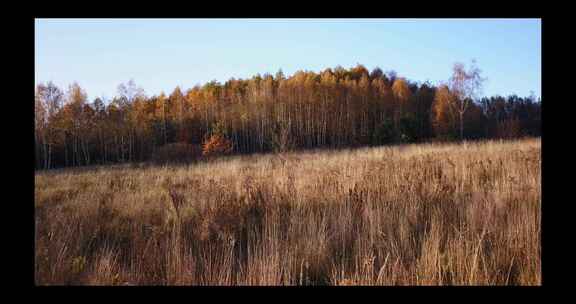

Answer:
[202,122,233,157]
[202,134,233,157]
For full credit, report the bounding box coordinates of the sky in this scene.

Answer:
[35,18,541,101]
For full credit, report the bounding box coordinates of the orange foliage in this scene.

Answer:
[202,134,233,157]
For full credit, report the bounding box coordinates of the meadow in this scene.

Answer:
[34,138,541,285]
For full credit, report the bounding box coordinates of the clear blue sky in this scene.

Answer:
[35,19,541,101]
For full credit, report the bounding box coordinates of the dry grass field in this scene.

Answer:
[34,138,541,285]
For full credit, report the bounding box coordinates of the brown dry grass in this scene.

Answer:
[35,138,541,285]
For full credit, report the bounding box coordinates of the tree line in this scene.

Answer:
[35,63,541,169]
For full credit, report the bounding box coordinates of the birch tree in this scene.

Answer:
[448,61,485,140]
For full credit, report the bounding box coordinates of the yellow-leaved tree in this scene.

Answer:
[432,85,458,139]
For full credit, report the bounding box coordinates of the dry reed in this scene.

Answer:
[35,138,541,285]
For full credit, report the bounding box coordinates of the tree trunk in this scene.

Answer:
[64,137,68,167]
[47,143,51,170]
[459,111,464,141]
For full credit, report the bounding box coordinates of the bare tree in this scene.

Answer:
[271,119,294,153]
[36,82,64,169]
[117,79,145,104]
[448,61,485,140]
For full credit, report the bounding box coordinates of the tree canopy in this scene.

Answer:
[35,64,541,169]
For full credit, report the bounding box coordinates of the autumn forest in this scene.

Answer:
[34,63,541,169]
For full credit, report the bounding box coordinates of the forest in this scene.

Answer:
[34,63,541,169]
